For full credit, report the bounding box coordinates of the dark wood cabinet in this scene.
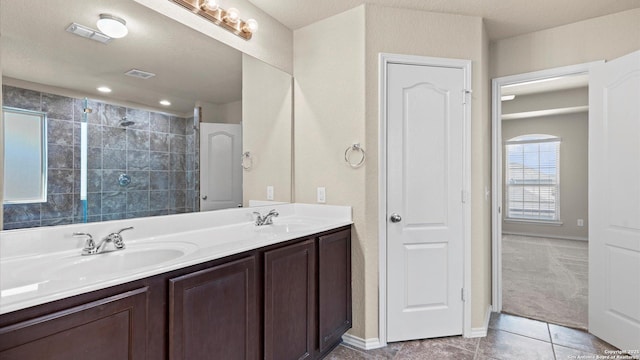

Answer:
[317,229,352,355]
[264,239,316,360]
[0,226,351,360]
[0,287,149,360]
[168,255,259,360]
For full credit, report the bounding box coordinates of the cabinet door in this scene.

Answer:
[318,229,352,353]
[0,287,149,360]
[264,239,316,360]
[169,255,258,360]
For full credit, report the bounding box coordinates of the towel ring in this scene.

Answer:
[241,151,253,170]
[344,143,366,168]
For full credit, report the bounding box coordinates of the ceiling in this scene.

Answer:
[1,0,242,115]
[247,0,640,39]
[2,0,637,114]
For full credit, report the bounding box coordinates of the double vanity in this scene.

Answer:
[0,204,352,359]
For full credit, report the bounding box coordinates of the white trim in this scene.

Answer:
[501,105,588,120]
[469,305,493,338]
[502,231,588,242]
[379,52,472,344]
[504,219,564,226]
[491,61,603,313]
[341,334,384,350]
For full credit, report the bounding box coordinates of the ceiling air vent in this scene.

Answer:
[66,23,112,44]
[124,69,156,79]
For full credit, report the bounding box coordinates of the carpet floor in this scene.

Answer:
[502,234,588,330]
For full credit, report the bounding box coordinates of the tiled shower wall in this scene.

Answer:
[2,85,199,230]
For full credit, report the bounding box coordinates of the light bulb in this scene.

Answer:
[225,8,240,24]
[243,19,258,33]
[201,0,219,11]
[97,14,128,39]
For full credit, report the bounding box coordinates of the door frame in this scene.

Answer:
[378,53,472,346]
[491,61,602,313]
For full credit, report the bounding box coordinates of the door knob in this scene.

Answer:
[202,195,208,200]
[390,213,402,223]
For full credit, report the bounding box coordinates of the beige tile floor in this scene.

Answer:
[325,313,624,360]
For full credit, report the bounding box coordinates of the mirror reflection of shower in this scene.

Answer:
[119,117,136,127]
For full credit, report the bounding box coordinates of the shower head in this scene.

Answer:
[119,117,135,127]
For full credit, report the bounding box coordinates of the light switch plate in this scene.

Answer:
[317,187,326,203]
[267,186,274,200]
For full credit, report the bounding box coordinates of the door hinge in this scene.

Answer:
[462,89,472,105]
[461,288,465,302]
[461,190,467,204]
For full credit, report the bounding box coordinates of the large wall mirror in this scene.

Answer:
[1,0,292,230]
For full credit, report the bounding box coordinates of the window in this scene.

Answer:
[505,134,560,222]
[3,107,48,204]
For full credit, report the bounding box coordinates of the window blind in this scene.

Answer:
[505,135,560,221]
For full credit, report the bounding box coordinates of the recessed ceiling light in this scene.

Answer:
[97,86,112,93]
[159,100,171,106]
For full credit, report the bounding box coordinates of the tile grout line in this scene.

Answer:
[547,322,558,360]
[473,335,481,360]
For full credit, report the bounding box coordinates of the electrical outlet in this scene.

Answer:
[266,186,274,200]
[577,219,584,227]
[317,187,326,203]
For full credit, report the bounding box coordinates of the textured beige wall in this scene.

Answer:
[199,100,243,124]
[365,4,492,334]
[293,4,492,340]
[502,113,589,240]
[491,8,640,78]
[132,0,294,74]
[242,54,293,205]
[218,101,242,124]
[293,6,367,336]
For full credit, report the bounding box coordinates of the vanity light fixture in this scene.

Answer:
[169,0,258,40]
[97,86,112,93]
[97,14,128,39]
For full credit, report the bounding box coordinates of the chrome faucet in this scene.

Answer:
[74,226,134,255]
[253,209,279,226]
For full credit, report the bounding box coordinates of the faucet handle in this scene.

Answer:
[116,226,134,235]
[73,232,95,253]
[111,227,133,249]
[253,211,264,225]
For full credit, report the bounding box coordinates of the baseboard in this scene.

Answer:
[502,231,588,242]
[344,306,493,346]
[469,305,493,338]
[341,333,384,350]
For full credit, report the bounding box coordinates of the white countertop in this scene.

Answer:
[0,203,352,315]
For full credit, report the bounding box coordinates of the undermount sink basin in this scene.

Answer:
[45,242,197,282]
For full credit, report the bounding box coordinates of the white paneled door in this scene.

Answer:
[200,123,242,211]
[386,61,467,342]
[589,50,640,351]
